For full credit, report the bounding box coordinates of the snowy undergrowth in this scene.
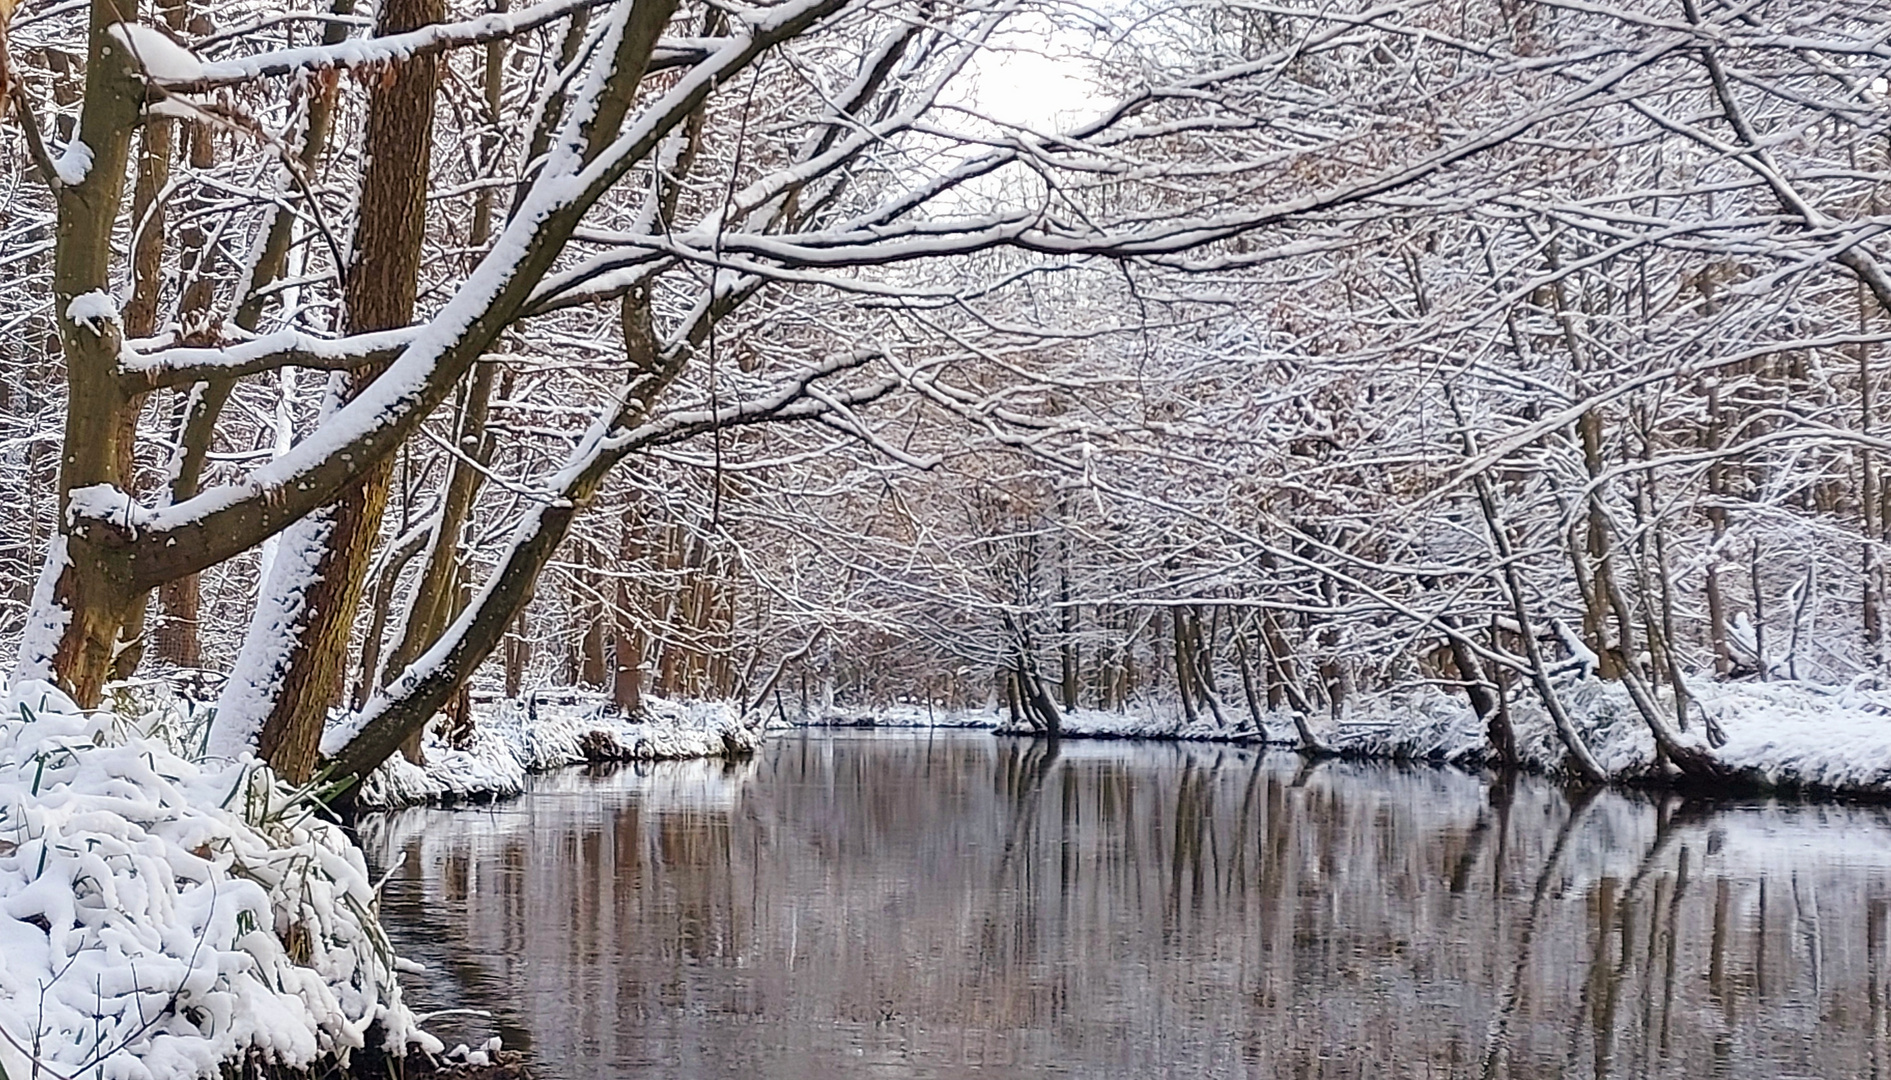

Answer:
[790,703,998,729]
[0,680,434,1080]
[349,691,765,809]
[984,675,1891,793]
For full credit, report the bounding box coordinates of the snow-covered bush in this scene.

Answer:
[0,681,432,1079]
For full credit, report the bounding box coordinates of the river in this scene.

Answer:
[361,730,1891,1078]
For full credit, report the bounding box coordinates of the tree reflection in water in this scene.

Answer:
[359,732,1891,1079]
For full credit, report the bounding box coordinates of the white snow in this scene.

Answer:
[0,681,436,1079]
[62,0,834,563]
[791,701,997,730]
[944,673,1891,793]
[186,0,615,87]
[8,537,71,687]
[108,22,204,82]
[64,290,118,333]
[345,691,766,809]
[120,327,416,381]
[209,512,337,762]
[53,140,92,186]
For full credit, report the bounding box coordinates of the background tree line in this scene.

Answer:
[0,0,1886,783]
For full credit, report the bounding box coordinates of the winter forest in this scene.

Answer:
[4,0,1891,1074]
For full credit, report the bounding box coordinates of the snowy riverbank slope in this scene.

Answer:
[978,675,1891,793]
[0,680,436,1080]
[789,702,999,729]
[0,680,763,1076]
[350,691,766,809]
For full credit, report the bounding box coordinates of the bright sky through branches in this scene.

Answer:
[952,13,1100,133]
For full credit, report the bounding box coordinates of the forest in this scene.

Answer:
[1,0,1889,1074]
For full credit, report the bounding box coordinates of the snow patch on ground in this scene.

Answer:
[791,703,999,729]
[0,680,434,1080]
[1703,678,1891,791]
[970,675,1891,793]
[347,691,766,809]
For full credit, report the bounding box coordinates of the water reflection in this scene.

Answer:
[360,733,1891,1079]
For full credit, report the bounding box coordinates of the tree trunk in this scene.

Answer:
[1446,389,1607,782]
[1171,607,1200,725]
[382,360,499,687]
[504,614,530,698]
[613,520,646,713]
[1443,614,1512,766]
[1861,310,1883,662]
[222,0,443,782]
[1186,605,1229,727]
[23,7,150,704]
[1232,632,1267,736]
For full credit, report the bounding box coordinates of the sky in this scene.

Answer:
[951,14,1104,133]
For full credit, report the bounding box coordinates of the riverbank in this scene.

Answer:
[349,690,767,809]
[0,680,765,1079]
[840,673,1891,797]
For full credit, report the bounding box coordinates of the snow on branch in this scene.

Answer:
[118,327,417,392]
[154,0,709,93]
[61,0,856,593]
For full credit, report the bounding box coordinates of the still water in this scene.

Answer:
[361,731,1891,1079]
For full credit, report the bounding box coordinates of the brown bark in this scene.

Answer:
[1861,300,1883,660]
[613,607,646,714]
[1703,377,1733,675]
[254,0,443,783]
[1443,614,1512,766]
[321,0,860,782]
[42,0,827,707]
[1232,632,1267,734]
[383,360,499,684]
[1445,388,1607,782]
[122,107,172,342]
[352,523,433,708]
[581,574,609,689]
[1185,605,1228,727]
[1170,607,1200,725]
[42,4,153,705]
[1576,410,1624,680]
[504,614,530,697]
[122,98,218,680]
[1258,608,1290,709]
[1001,669,1025,729]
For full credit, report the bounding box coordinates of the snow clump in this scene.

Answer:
[107,23,205,82]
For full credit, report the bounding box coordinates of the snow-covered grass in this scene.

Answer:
[0,680,435,1080]
[349,690,766,809]
[788,702,997,730]
[1698,678,1891,792]
[977,675,1891,794]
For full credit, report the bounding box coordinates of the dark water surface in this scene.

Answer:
[361,731,1891,1079]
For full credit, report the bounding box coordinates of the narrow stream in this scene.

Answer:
[361,731,1891,1079]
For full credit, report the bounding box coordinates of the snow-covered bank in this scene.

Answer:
[983,675,1891,795]
[0,680,435,1080]
[789,702,998,730]
[350,691,766,809]
[0,679,762,1078]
